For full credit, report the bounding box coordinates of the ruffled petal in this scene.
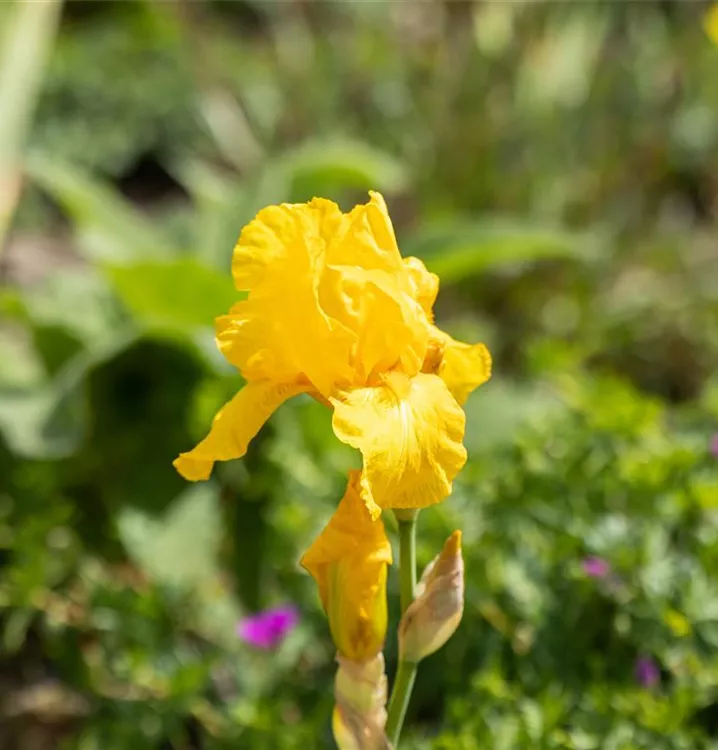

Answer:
[424,326,492,405]
[232,198,347,290]
[326,191,403,273]
[174,380,309,481]
[318,193,431,381]
[221,200,358,394]
[301,472,392,661]
[438,340,492,405]
[403,256,439,317]
[330,372,467,510]
[320,265,428,382]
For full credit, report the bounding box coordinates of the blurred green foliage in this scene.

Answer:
[1,0,718,748]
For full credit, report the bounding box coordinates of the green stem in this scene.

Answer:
[396,512,417,614]
[386,511,419,746]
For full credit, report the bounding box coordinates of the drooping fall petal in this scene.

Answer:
[301,472,392,661]
[330,372,467,511]
[173,380,310,481]
[424,326,492,405]
[438,340,492,406]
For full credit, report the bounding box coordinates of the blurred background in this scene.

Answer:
[1,1,718,748]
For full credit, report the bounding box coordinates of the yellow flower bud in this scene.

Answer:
[332,654,391,750]
[301,472,392,661]
[398,531,464,663]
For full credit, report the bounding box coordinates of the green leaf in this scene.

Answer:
[172,157,289,269]
[0,334,134,458]
[0,0,62,246]
[405,219,597,282]
[0,326,44,388]
[24,151,177,262]
[283,137,408,201]
[104,258,239,333]
[20,268,128,351]
[117,483,223,591]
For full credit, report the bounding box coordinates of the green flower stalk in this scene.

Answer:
[386,526,465,746]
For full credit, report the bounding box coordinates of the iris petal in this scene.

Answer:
[301,472,392,661]
[222,200,357,394]
[330,372,467,511]
[173,380,310,481]
[438,339,492,405]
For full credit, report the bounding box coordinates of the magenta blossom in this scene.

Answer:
[237,605,299,650]
[582,556,611,579]
[710,434,718,458]
[635,656,660,688]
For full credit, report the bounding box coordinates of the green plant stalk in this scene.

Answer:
[386,510,419,746]
[0,0,63,250]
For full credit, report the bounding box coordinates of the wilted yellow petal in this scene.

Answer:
[331,372,467,510]
[301,472,392,661]
[333,654,390,750]
[173,380,309,481]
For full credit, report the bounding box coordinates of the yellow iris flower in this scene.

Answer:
[301,471,391,661]
[173,192,491,516]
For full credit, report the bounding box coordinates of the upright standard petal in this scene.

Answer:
[330,372,467,511]
[319,265,428,383]
[318,193,432,383]
[403,256,439,317]
[223,200,357,395]
[174,380,310,481]
[232,198,347,290]
[301,472,392,661]
[326,192,404,274]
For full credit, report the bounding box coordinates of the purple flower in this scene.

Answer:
[582,556,611,579]
[237,605,299,650]
[710,434,718,458]
[635,656,660,688]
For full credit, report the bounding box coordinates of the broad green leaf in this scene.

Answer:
[404,219,597,282]
[0,380,85,459]
[104,258,238,333]
[0,326,44,388]
[0,0,62,247]
[282,138,408,201]
[20,268,128,353]
[24,151,176,262]
[0,333,134,457]
[117,483,222,591]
